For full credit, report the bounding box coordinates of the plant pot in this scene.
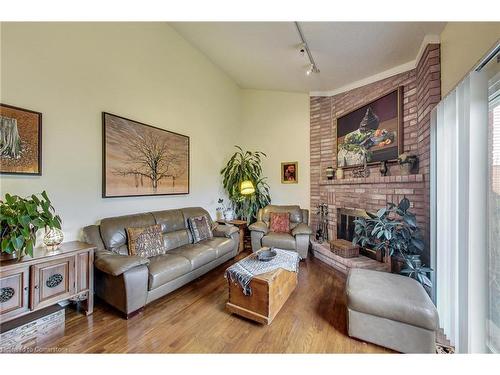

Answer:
[0,251,17,261]
[399,163,413,175]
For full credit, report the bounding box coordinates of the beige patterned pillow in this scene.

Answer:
[188,215,213,243]
[126,224,165,258]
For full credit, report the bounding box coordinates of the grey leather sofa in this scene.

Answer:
[248,205,312,259]
[83,207,239,318]
[346,268,439,353]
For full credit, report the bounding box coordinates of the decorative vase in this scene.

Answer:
[43,228,64,250]
[336,167,344,180]
[399,163,413,175]
[215,209,224,221]
[325,166,335,180]
[379,161,388,176]
[224,209,235,222]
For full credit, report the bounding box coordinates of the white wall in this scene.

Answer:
[241,89,310,211]
[440,22,500,96]
[0,22,241,240]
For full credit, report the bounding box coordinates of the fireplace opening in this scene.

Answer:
[337,208,378,260]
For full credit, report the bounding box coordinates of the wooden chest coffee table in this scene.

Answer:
[226,254,298,325]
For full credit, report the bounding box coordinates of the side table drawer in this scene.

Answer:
[0,267,29,322]
[30,255,75,310]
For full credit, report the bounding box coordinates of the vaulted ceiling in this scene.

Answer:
[171,22,446,94]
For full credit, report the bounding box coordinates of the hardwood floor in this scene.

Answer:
[34,252,392,353]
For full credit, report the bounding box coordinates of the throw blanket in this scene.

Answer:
[225,249,300,296]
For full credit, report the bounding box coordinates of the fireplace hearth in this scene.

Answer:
[337,208,379,260]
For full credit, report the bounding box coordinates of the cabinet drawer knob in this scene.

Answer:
[34,285,39,289]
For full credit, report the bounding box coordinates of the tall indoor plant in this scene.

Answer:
[352,197,432,292]
[220,146,271,222]
[0,191,62,259]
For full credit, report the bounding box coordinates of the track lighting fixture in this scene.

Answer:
[295,22,320,76]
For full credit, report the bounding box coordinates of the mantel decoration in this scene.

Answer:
[102,112,189,198]
[352,197,432,294]
[336,87,403,168]
[398,153,419,175]
[325,166,335,180]
[0,191,62,260]
[0,103,42,175]
[221,146,271,222]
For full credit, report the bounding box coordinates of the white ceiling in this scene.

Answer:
[171,22,446,94]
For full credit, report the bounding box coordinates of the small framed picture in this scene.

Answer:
[281,162,298,184]
[0,103,42,175]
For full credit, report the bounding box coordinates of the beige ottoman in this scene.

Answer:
[346,268,439,353]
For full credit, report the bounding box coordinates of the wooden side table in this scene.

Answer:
[218,219,249,253]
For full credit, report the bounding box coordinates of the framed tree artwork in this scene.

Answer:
[336,87,403,168]
[0,103,42,175]
[102,112,190,198]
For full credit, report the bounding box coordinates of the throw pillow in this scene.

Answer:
[126,224,165,258]
[188,215,213,243]
[269,212,290,233]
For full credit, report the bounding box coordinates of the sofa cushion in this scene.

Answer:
[169,243,217,270]
[188,215,213,243]
[126,224,165,258]
[162,230,191,252]
[100,213,155,252]
[148,253,191,290]
[262,232,296,250]
[269,212,290,233]
[200,237,234,257]
[346,268,439,331]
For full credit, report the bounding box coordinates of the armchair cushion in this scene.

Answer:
[269,212,290,233]
[261,232,296,250]
[248,221,269,234]
[291,223,312,236]
[213,223,239,238]
[94,250,150,276]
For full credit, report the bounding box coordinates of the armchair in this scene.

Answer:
[248,205,312,259]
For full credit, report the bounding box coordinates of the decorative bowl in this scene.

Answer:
[257,248,277,262]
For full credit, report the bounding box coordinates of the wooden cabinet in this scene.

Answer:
[30,256,75,310]
[0,242,94,324]
[0,267,29,322]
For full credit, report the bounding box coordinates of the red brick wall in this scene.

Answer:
[310,44,441,261]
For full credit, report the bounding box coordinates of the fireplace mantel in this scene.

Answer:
[319,174,424,186]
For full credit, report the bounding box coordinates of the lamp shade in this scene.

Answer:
[240,180,255,195]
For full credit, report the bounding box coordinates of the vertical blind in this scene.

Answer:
[431,71,489,353]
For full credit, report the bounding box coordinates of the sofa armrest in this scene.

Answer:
[83,224,105,251]
[94,250,150,276]
[213,223,239,238]
[248,221,269,234]
[292,223,313,237]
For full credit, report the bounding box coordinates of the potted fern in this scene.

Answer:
[220,146,271,223]
[0,191,62,260]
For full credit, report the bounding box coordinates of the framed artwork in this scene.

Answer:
[336,87,403,168]
[281,162,298,184]
[0,103,42,175]
[102,112,189,198]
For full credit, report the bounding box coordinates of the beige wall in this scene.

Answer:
[0,22,241,241]
[241,89,310,211]
[441,22,500,96]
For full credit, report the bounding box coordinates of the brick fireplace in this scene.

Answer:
[310,44,441,265]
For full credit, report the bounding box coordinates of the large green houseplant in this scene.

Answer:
[0,191,62,259]
[220,146,271,222]
[352,197,432,292]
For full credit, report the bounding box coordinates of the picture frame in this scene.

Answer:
[281,161,298,184]
[0,103,42,175]
[336,87,403,168]
[102,112,190,198]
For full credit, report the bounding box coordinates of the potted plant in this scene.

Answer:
[352,197,432,293]
[0,191,62,260]
[220,146,271,223]
[397,153,418,175]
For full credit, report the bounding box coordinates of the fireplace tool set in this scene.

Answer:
[315,203,329,243]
